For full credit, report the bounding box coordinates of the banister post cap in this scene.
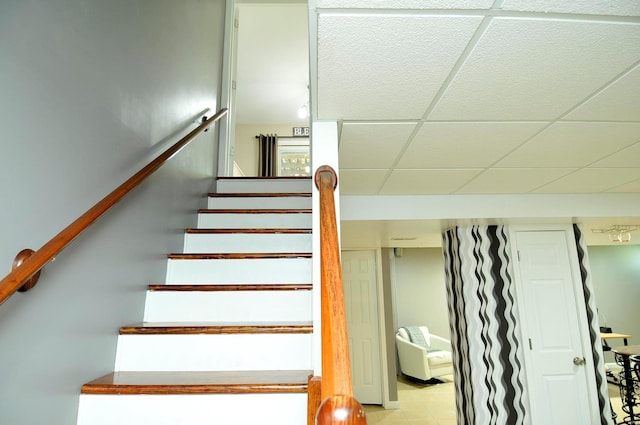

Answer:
[316,395,366,424]
[314,165,338,191]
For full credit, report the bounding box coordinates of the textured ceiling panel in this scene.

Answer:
[564,65,640,122]
[317,0,494,9]
[339,169,389,194]
[607,179,640,193]
[591,142,640,167]
[429,18,640,120]
[456,168,575,194]
[317,14,482,120]
[339,122,416,168]
[380,169,483,194]
[501,0,640,16]
[397,122,548,168]
[534,168,640,193]
[496,122,640,167]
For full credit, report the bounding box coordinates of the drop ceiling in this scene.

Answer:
[311,0,640,246]
[235,1,640,247]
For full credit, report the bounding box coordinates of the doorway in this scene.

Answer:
[341,250,383,405]
[226,1,310,176]
[512,229,599,424]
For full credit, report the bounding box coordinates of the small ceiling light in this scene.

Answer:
[591,225,640,243]
[297,103,309,119]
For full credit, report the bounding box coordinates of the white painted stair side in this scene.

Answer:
[197,211,311,229]
[144,289,312,322]
[184,232,311,253]
[216,178,311,194]
[77,393,307,425]
[208,195,311,209]
[166,257,312,284]
[114,333,312,371]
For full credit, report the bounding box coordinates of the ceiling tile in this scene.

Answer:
[592,142,640,167]
[429,18,640,120]
[533,168,640,193]
[317,14,483,120]
[379,169,483,194]
[339,169,389,194]
[397,122,548,168]
[339,122,417,168]
[456,168,576,194]
[317,0,494,9]
[607,178,640,193]
[501,0,640,16]
[496,122,640,167]
[564,65,640,122]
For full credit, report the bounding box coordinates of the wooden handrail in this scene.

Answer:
[0,108,228,307]
[314,165,366,425]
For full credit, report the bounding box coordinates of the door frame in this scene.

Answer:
[342,248,395,409]
[508,224,600,424]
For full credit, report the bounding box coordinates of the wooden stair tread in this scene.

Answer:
[208,192,311,197]
[82,370,312,395]
[216,176,311,180]
[198,208,311,214]
[167,253,312,259]
[119,321,313,334]
[148,284,313,291]
[185,228,311,234]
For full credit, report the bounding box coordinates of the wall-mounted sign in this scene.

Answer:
[293,127,310,137]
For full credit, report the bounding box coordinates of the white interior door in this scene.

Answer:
[341,250,382,404]
[514,230,595,425]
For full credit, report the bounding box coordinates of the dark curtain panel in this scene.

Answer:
[258,133,278,177]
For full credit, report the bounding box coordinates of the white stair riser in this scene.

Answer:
[216,179,310,194]
[77,393,306,425]
[208,196,311,209]
[115,334,312,371]
[197,212,311,229]
[144,290,313,322]
[184,233,311,253]
[166,258,312,284]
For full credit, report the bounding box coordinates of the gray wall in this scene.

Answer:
[0,1,226,423]
[588,245,640,361]
[393,248,450,339]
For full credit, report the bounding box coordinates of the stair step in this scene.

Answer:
[209,192,311,197]
[165,255,312,284]
[185,228,311,234]
[115,332,313,371]
[216,177,311,194]
[167,252,311,259]
[77,393,307,425]
[81,370,311,394]
[114,322,313,372]
[183,229,312,253]
[144,284,313,322]
[148,283,313,291]
[208,193,311,209]
[120,321,313,335]
[197,209,312,229]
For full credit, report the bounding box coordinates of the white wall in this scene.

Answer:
[0,1,225,423]
[393,248,450,339]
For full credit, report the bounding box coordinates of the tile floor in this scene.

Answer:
[364,375,624,425]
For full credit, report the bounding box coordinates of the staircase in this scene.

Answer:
[77,177,314,424]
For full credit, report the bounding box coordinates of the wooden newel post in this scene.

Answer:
[316,395,367,425]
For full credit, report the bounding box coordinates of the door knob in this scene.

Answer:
[573,357,586,366]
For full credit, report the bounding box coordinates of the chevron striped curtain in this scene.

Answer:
[258,133,277,177]
[442,225,613,425]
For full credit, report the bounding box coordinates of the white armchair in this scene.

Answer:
[396,326,453,382]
